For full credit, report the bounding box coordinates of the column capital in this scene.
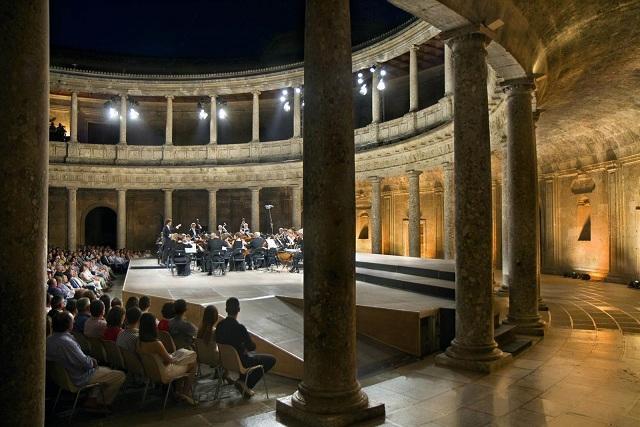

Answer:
[116,188,127,194]
[209,94,217,101]
[165,95,174,100]
[440,24,493,47]
[67,186,78,192]
[162,188,173,193]
[249,186,261,192]
[208,187,219,193]
[500,76,536,95]
[119,93,127,101]
[368,176,381,184]
[406,169,422,178]
[252,91,261,97]
[409,44,420,52]
[442,161,454,172]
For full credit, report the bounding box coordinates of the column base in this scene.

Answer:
[505,317,546,336]
[435,342,512,373]
[538,298,549,311]
[276,395,385,427]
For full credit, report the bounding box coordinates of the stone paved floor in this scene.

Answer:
[46,275,640,426]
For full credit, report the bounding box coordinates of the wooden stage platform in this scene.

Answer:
[122,255,460,379]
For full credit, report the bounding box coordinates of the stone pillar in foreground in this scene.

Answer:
[498,137,510,295]
[165,95,173,145]
[252,91,260,142]
[435,31,511,372]
[276,0,384,424]
[209,95,217,144]
[409,45,419,111]
[163,188,173,221]
[250,187,260,232]
[369,176,382,254]
[293,88,302,138]
[70,91,78,142]
[208,189,218,233]
[119,94,127,145]
[408,170,422,257]
[0,2,48,423]
[442,162,455,259]
[117,189,127,249]
[503,78,545,335]
[291,185,302,230]
[67,187,77,249]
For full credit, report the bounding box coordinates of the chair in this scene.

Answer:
[265,248,279,270]
[194,337,220,369]
[87,336,108,365]
[139,352,189,411]
[209,251,226,276]
[251,249,266,270]
[231,249,246,271]
[47,360,104,421]
[172,249,189,276]
[217,344,269,399]
[159,330,176,353]
[102,340,125,371]
[121,347,147,391]
[71,330,91,354]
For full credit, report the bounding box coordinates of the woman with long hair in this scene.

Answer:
[196,305,220,368]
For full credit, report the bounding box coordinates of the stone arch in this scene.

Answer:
[84,206,117,248]
[79,200,118,247]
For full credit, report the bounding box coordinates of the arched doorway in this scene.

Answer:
[85,207,117,248]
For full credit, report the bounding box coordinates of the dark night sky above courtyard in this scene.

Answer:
[50,0,411,71]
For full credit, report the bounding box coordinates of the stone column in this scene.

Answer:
[498,137,510,295]
[276,0,383,423]
[291,185,302,230]
[293,88,302,138]
[408,170,422,257]
[250,187,260,232]
[371,67,381,123]
[209,95,217,144]
[165,95,173,145]
[532,111,548,311]
[208,189,217,233]
[163,189,173,221]
[70,92,78,142]
[435,31,510,372]
[444,44,454,97]
[252,91,260,142]
[0,2,48,423]
[409,45,419,111]
[67,187,77,249]
[369,176,382,254]
[117,189,127,249]
[502,78,545,335]
[119,94,127,145]
[442,162,455,259]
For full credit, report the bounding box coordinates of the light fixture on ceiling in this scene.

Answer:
[359,84,368,95]
[197,100,208,120]
[127,97,140,120]
[283,101,291,112]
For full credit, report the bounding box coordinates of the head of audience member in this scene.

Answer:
[174,299,188,318]
[125,296,139,311]
[65,298,77,317]
[139,296,151,313]
[106,306,124,329]
[52,310,74,334]
[86,290,97,302]
[45,293,52,311]
[125,307,142,330]
[90,300,105,319]
[198,304,219,344]
[77,297,90,315]
[111,297,122,308]
[161,302,175,321]
[138,313,159,342]
[49,295,64,313]
[100,294,111,316]
[225,297,240,318]
[47,278,58,289]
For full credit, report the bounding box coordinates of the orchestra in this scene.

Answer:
[158,216,303,277]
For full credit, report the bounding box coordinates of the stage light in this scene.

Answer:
[282,89,289,96]
[359,84,368,95]
[380,69,387,77]
[129,107,139,120]
[279,95,287,103]
[197,101,208,120]
[218,107,227,120]
[369,66,376,73]
[357,72,363,78]
[301,100,305,108]
[294,87,301,94]
[357,77,364,85]
[108,106,119,119]
[283,101,291,112]
[104,99,119,120]
[377,79,386,91]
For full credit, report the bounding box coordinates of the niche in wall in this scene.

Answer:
[358,213,369,239]
[577,197,591,241]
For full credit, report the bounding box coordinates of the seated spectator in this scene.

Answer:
[73,297,91,333]
[137,313,197,405]
[125,296,139,311]
[139,295,151,313]
[47,278,65,300]
[84,300,107,339]
[116,307,142,353]
[103,306,124,342]
[47,295,65,320]
[196,305,220,367]
[216,297,276,397]
[47,311,125,410]
[169,299,198,349]
[100,294,111,317]
[65,298,78,318]
[111,298,122,309]
[158,302,175,332]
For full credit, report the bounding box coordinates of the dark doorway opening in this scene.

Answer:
[85,207,117,248]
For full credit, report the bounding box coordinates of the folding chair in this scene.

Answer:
[217,344,269,399]
[48,360,104,422]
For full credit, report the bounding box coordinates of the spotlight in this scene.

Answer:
[218,107,227,120]
[369,66,376,73]
[108,106,119,119]
[128,107,139,120]
[283,101,291,112]
[197,101,209,120]
[377,79,386,91]
[279,95,287,103]
[380,69,387,77]
[301,100,305,108]
[282,89,289,96]
[104,99,119,120]
[294,87,301,94]
[357,72,363,78]
[359,84,368,95]
[357,77,364,85]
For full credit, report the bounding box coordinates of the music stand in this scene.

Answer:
[264,204,274,235]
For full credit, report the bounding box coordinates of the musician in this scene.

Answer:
[290,232,304,273]
[206,233,230,275]
[246,232,266,270]
[188,222,199,240]
[173,235,192,276]
[240,218,250,234]
[231,233,246,251]
[161,219,181,264]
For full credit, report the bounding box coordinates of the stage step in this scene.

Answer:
[356,267,455,299]
[494,323,532,356]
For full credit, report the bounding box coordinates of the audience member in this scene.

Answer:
[116,307,142,353]
[45,293,52,315]
[103,306,124,341]
[100,294,111,317]
[84,300,107,338]
[196,305,220,367]
[137,313,197,404]
[65,298,78,318]
[216,297,276,397]
[47,295,65,320]
[158,302,175,332]
[74,297,91,333]
[139,295,151,313]
[125,296,139,311]
[46,311,125,410]
[168,299,197,349]
[111,297,122,308]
